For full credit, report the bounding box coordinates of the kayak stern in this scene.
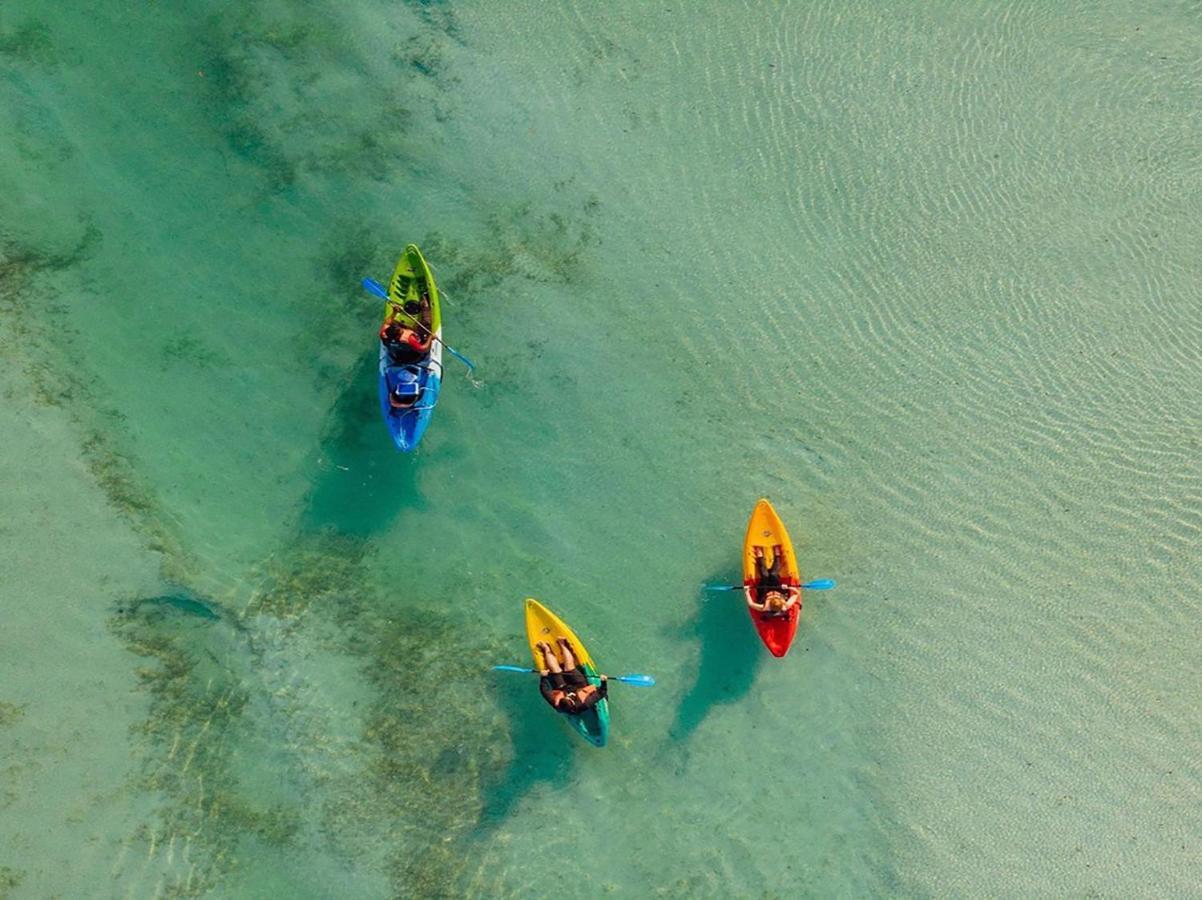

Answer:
[524,599,611,748]
[742,498,803,658]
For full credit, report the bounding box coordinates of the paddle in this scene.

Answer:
[704,578,837,592]
[492,665,656,687]
[361,277,477,373]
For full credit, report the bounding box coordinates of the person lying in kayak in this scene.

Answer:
[747,544,799,619]
[536,638,608,715]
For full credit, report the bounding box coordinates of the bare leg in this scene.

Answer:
[557,637,579,671]
[537,641,563,674]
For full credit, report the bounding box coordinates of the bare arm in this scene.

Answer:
[744,587,766,611]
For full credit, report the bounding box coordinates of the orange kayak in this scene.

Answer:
[741,498,802,657]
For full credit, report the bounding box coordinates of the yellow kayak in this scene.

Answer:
[742,498,802,657]
[524,599,609,747]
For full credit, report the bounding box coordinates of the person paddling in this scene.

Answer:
[380,295,432,364]
[746,544,800,619]
[380,322,427,361]
[537,637,607,715]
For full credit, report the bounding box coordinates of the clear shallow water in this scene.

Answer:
[2,1,1200,896]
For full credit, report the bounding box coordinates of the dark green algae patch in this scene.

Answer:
[1,179,607,900]
[112,541,516,897]
[0,5,614,894]
[0,865,26,896]
[190,3,449,195]
[19,239,603,897]
[2,239,529,898]
[85,326,531,896]
[83,318,528,897]
[0,226,607,900]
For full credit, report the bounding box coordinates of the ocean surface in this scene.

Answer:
[2,1,1200,896]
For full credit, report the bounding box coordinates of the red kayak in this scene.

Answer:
[742,498,802,657]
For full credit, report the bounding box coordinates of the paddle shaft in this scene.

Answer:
[706,578,836,592]
[362,278,476,371]
[492,666,654,686]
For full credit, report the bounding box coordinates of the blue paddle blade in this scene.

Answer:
[362,277,388,299]
[802,578,836,590]
[492,665,535,674]
[445,345,477,372]
[362,276,477,372]
[703,584,742,592]
[616,674,656,687]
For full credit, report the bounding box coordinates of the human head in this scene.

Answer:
[765,591,787,612]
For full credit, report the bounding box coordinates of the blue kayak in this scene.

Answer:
[375,245,443,452]
[378,355,442,451]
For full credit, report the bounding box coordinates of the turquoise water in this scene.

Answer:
[2,1,1201,896]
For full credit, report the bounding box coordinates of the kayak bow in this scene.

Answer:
[524,599,610,747]
[742,498,803,657]
[376,244,443,451]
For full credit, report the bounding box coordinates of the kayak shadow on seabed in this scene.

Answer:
[668,572,763,744]
[303,351,425,534]
[471,672,580,833]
